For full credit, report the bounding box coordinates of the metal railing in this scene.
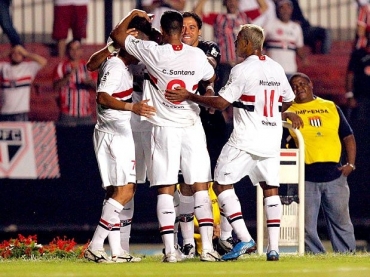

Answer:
[0,0,359,45]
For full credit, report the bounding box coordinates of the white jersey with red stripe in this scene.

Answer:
[264,18,304,74]
[219,55,295,157]
[0,61,42,114]
[95,56,133,134]
[125,35,215,127]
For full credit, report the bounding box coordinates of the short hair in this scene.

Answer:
[160,10,183,35]
[128,16,152,37]
[289,72,311,84]
[66,39,81,52]
[238,24,265,51]
[182,11,202,29]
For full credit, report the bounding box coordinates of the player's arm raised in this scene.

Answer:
[110,9,151,49]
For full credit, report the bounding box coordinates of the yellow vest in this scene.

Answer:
[287,97,341,164]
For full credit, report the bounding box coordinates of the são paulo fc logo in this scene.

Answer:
[308,116,322,127]
[0,125,28,174]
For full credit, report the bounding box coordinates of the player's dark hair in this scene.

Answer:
[149,27,163,44]
[128,16,152,37]
[182,11,202,29]
[160,10,183,35]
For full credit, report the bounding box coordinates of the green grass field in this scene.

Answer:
[1,253,369,277]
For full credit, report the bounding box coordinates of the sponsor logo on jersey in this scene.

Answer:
[261,120,277,126]
[162,69,195,75]
[162,101,185,109]
[296,109,329,115]
[259,80,281,86]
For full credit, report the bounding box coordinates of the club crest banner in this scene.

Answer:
[0,121,60,179]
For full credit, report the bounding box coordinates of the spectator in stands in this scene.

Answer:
[142,0,186,29]
[264,0,307,79]
[354,1,370,49]
[289,0,331,54]
[0,45,47,121]
[287,72,356,254]
[53,39,96,127]
[239,0,277,29]
[194,0,251,93]
[0,0,23,46]
[52,0,89,58]
[345,40,370,122]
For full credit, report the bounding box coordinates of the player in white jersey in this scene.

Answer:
[84,46,155,263]
[111,9,221,263]
[165,23,303,261]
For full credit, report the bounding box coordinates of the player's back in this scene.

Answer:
[225,55,294,156]
[139,42,214,127]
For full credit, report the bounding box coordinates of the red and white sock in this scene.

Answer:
[264,195,282,252]
[217,189,252,242]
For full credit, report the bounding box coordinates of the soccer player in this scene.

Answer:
[110,9,220,262]
[177,11,236,258]
[84,44,155,263]
[86,19,162,257]
[165,23,303,261]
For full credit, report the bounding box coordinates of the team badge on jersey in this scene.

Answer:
[309,116,322,127]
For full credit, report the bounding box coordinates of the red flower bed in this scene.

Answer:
[0,234,88,259]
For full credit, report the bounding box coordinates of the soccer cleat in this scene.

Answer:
[182,243,195,258]
[200,249,221,262]
[162,253,178,263]
[174,244,185,261]
[218,237,241,253]
[266,250,279,261]
[84,248,111,263]
[112,251,142,262]
[221,239,257,261]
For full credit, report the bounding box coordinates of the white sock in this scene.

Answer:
[264,195,282,252]
[220,215,233,241]
[157,194,176,255]
[193,190,213,251]
[90,198,123,253]
[217,189,252,242]
[179,192,195,246]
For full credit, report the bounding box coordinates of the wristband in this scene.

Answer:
[345,91,354,99]
[107,42,119,54]
[346,163,356,170]
[206,85,214,91]
[126,103,133,111]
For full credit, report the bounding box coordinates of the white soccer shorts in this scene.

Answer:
[214,144,280,187]
[93,128,136,188]
[149,121,212,186]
